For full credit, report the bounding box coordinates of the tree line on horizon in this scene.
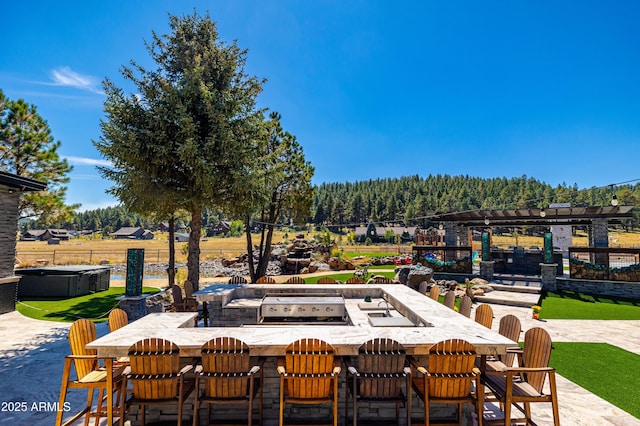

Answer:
[22,174,640,233]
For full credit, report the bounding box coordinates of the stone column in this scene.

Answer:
[589,218,609,266]
[444,223,457,261]
[540,263,557,292]
[479,261,495,281]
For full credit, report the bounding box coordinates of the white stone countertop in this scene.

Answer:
[88,284,515,358]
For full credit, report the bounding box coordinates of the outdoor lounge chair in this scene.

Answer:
[443,291,456,309]
[119,338,195,426]
[228,276,248,284]
[277,338,341,426]
[317,276,338,284]
[56,319,126,426]
[429,285,440,301]
[108,308,129,332]
[410,339,482,425]
[459,295,472,318]
[256,276,276,284]
[344,338,411,426]
[285,276,306,284]
[474,304,494,329]
[193,337,263,426]
[482,327,559,426]
[345,276,366,284]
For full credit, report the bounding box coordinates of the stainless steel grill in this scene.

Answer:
[259,293,347,324]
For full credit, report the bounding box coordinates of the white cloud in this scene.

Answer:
[65,156,113,167]
[49,67,103,94]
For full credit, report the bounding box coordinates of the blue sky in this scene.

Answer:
[2,1,639,211]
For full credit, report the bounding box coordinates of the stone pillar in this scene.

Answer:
[444,223,457,261]
[589,218,609,266]
[540,263,557,292]
[118,293,164,322]
[479,261,495,281]
[458,226,471,247]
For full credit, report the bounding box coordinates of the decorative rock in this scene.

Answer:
[407,267,434,290]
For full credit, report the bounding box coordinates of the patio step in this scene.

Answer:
[475,290,541,308]
[488,283,541,294]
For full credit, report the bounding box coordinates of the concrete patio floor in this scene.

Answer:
[0,302,638,425]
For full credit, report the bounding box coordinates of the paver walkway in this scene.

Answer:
[1,302,638,425]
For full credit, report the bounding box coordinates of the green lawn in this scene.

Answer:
[17,287,161,323]
[551,342,640,418]
[303,271,396,284]
[540,291,640,320]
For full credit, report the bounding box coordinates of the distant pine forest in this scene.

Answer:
[22,174,640,233]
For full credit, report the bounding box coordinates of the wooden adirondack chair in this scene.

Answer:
[256,276,276,284]
[56,319,126,426]
[459,295,473,318]
[345,277,366,284]
[497,314,522,367]
[411,339,482,426]
[119,338,195,426]
[285,276,306,284]
[482,327,559,426]
[193,337,263,426]
[228,276,248,284]
[344,338,411,426]
[443,291,456,309]
[317,276,338,284]
[474,304,494,329]
[108,308,129,332]
[277,338,341,426]
[429,285,440,301]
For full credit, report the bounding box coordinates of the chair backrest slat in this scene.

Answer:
[285,338,335,399]
[429,286,440,301]
[443,291,455,309]
[201,337,250,398]
[522,328,553,392]
[458,296,472,318]
[128,338,181,400]
[474,304,494,328]
[498,314,522,367]
[108,308,129,332]
[358,338,406,398]
[427,339,476,398]
[228,276,248,284]
[69,319,98,379]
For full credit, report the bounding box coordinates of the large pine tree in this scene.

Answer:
[95,12,264,288]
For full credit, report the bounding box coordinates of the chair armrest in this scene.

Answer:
[194,365,203,374]
[66,354,98,360]
[178,364,193,376]
[332,366,341,375]
[416,366,427,375]
[249,365,261,375]
[347,366,358,376]
[277,366,286,375]
[403,366,412,376]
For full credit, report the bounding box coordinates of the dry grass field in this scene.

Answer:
[16,229,640,266]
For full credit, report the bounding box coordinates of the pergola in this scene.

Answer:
[432,205,634,228]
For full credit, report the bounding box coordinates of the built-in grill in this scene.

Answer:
[259,293,347,325]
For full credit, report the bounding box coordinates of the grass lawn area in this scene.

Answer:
[551,342,640,418]
[540,291,640,320]
[342,251,397,258]
[17,287,161,323]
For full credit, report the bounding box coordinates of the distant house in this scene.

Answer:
[157,222,178,232]
[23,229,72,241]
[174,233,190,242]
[111,227,154,240]
[208,220,230,236]
[354,225,418,243]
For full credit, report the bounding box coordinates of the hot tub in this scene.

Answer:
[15,266,110,298]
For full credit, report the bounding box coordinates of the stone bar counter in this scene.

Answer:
[87,284,515,425]
[88,284,514,357]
